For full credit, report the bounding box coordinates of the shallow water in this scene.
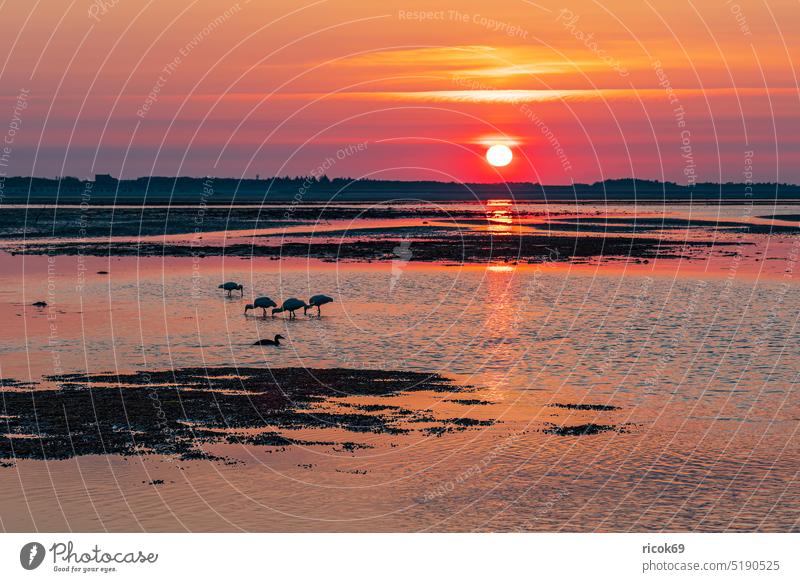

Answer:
[0,202,798,531]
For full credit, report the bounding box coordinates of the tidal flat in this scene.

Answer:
[0,201,798,532]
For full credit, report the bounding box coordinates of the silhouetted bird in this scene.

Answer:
[253,334,285,346]
[272,298,308,319]
[219,281,243,297]
[305,294,333,316]
[245,297,277,317]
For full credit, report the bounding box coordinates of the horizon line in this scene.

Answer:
[4,175,798,188]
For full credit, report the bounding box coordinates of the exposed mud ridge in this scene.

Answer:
[0,369,492,463]
[0,378,36,390]
[0,207,483,240]
[546,217,800,234]
[758,214,800,222]
[10,233,736,264]
[549,403,621,411]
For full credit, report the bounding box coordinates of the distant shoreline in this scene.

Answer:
[1,175,796,205]
[3,199,799,207]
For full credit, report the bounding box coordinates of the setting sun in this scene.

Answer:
[486,144,513,167]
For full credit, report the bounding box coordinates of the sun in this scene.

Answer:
[486,144,513,167]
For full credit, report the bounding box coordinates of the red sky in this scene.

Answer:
[0,0,798,184]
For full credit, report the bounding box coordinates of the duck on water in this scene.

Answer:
[253,334,285,346]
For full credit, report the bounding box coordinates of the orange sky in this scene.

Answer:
[0,0,798,184]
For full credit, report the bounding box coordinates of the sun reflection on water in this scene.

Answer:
[484,199,515,235]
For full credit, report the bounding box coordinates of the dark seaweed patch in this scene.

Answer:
[11,231,737,265]
[549,403,621,411]
[348,403,403,412]
[421,426,455,437]
[333,442,374,453]
[442,418,494,427]
[0,367,489,464]
[543,423,617,436]
[226,431,295,447]
[543,422,638,436]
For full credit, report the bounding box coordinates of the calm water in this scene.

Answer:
[0,202,798,531]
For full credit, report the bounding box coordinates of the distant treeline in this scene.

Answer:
[0,175,795,205]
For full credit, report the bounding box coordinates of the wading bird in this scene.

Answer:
[253,334,285,346]
[245,297,277,317]
[305,294,334,316]
[219,281,244,297]
[272,298,308,319]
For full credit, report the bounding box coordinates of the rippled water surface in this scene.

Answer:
[0,203,798,531]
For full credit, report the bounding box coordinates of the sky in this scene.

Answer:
[0,0,798,184]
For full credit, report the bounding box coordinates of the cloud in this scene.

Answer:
[332,45,582,77]
[320,87,798,104]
